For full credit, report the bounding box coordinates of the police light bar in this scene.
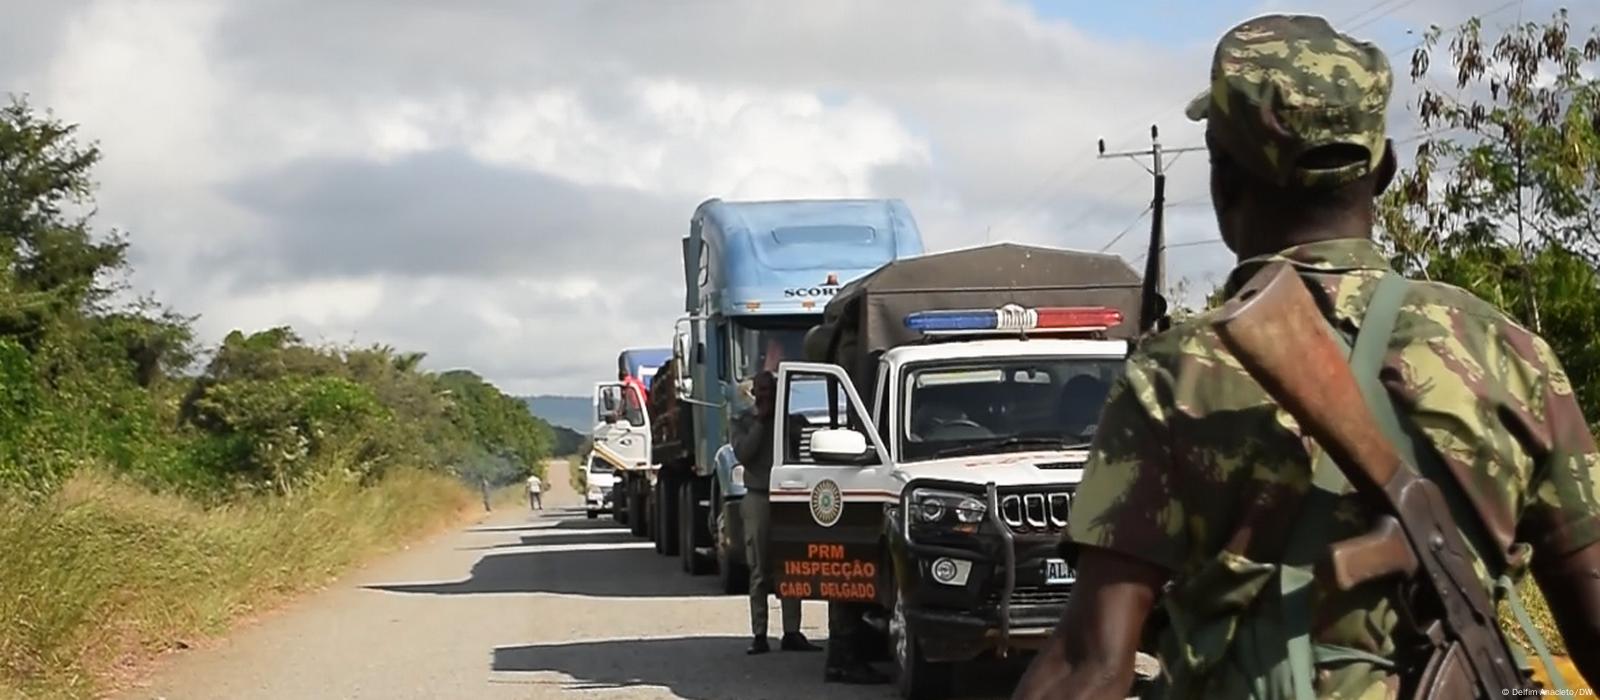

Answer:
[904,304,1123,335]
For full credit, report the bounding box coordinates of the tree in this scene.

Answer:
[1378,10,1600,422]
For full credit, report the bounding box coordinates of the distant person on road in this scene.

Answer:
[526,474,543,511]
[732,371,820,656]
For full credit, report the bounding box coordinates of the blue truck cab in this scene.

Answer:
[619,348,673,394]
[650,198,925,589]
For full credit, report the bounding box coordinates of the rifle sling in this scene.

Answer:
[1274,271,1411,699]
[1284,270,1562,696]
[1349,273,1564,693]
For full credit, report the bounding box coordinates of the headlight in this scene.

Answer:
[588,486,603,496]
[909,488,987,526]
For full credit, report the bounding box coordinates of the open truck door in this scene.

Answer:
[768,362,893,604]
[591,381,651,473]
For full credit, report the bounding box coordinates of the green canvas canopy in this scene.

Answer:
[802,242,1143,398]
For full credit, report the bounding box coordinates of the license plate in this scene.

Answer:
[1044,558,1075,584]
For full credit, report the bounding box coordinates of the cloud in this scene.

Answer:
[218,150,686,282]
[10,0,1570,395]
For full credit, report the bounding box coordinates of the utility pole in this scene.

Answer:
[1098,125,1205,333]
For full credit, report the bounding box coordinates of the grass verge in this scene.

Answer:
[0,467,473,699]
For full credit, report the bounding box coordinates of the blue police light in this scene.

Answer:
[903,304,1123,335]
[904,309,1003,332]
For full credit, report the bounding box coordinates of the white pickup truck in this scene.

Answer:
[762,243,1160,700]
[582,451,619,519]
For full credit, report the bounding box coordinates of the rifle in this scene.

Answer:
[1210,262,1531,699]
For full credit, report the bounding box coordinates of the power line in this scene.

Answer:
[985,155,1105,238]
[1059,172,1147,235]
[1097,205,1153,253]
[1343,0,1413,30]
[1133,238,1226,265]
[1348,0,1423,32]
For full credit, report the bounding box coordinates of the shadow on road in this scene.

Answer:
[454,528,643,551]
[369,515,719,598]
[467,513,624,534]
[492,635,1026,700]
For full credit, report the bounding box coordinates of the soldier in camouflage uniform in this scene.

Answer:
[1014,14,1600,700]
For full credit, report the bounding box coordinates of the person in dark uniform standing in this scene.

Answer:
[732,371,820,655]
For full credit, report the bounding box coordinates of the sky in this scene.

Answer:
[0,0,1590,396]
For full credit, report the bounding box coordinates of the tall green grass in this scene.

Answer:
[0,466,472,699]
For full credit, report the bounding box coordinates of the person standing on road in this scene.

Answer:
[1014,14,1600,699]
[526,473,543,511]
[732,370,821,656]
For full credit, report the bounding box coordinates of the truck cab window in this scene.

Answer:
[731,322,808,381]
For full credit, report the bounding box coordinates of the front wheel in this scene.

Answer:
[586,509,598,520]
[891,591,952,700]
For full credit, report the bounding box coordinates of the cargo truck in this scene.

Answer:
[646,199,926,592]
[607,348,671,534]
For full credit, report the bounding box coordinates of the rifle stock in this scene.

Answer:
[1211,262,1530,698]
[1210,263,1405,495]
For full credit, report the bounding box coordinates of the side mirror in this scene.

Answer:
[810,428,872,465]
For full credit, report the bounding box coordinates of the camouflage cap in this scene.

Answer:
[1186,14,1393,189]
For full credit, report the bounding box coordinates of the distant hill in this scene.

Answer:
[523,395,591,435]
[549,424,586,457]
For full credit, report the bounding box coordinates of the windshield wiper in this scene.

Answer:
[928,435,1087,460]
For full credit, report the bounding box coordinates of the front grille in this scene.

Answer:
[984,585,1073,607]
[998,490,1071,534]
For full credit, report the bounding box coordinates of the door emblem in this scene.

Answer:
[810,479,844,527]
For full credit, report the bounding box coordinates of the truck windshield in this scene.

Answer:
[587,455,614,474]
[731,321,810,381]
[900,358,1123,462]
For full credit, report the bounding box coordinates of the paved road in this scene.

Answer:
[114,464,1032,700]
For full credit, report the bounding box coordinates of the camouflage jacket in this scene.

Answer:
[1066,238,1600,699]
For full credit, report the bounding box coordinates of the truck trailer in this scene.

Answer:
[645,198,926,592]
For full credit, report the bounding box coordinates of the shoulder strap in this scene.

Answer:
[1275,272,1409,699]
[1350,272,1566,693]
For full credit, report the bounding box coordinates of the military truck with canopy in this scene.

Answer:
[763,243,1155,699]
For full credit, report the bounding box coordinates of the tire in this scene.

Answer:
[652,478,667,554]
[716,495,749,594]
[680,479,712,575]
[891,590,952,700]
[587,510,598,520]
[628,484,647,537]
[656,475,680,556]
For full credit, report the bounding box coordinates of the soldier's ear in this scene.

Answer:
[1373,139,1398,196]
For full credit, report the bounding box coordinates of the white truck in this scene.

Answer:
[590,381,652,529]
[762,243,1160,700]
